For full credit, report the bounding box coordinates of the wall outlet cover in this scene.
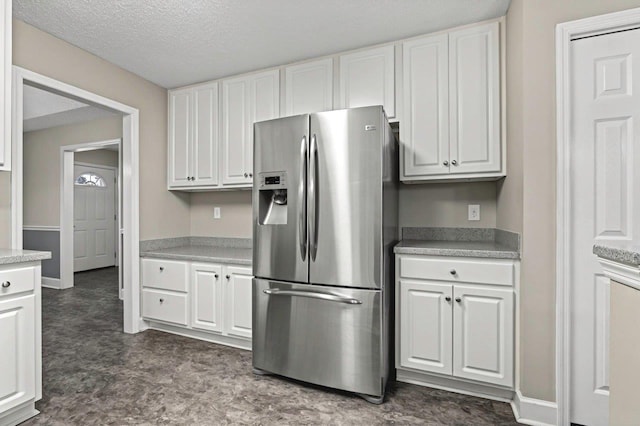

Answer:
[214,207,221,219]
[468,204,480,221]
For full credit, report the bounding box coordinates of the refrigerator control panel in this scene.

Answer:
[259,171,287,189]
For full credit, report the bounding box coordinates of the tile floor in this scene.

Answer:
[24,267,518,425]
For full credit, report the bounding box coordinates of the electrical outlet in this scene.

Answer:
[468,204,480,221]
[214,207,221,219]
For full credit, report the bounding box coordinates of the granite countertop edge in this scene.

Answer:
[394,240,520,260]
[593,243,640,267]
[0,250,52,265]
[140,247,252,266]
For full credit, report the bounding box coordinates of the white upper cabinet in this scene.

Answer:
[222,69,280,187]
[401,21,503,182]
[285,58,333,116]
[168,83,219,189]
[401,33,449,178]
[449,22,501,175]
[0,0,10,171]
[339,45,395,118]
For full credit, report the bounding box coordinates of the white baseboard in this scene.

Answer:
[511,390,558,426]
[147,321,252,351]
[41,276,62,289]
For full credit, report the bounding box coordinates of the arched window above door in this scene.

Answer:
[75,172,106,187]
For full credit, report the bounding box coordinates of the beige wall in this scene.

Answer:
[190,191,252,238]
[23,116,121,227]
[75,148,119,168]
[499,0,640,402]
[0,19,191,244]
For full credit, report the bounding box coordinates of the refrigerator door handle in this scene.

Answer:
[309,134,319,261]
[298,136,307,261]
[263,288,362,305]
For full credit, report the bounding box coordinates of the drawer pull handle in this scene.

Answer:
[449,269,456,275]
[455,297,462,303]
[159,298,164,303]
[445,296,451,302]
[1,281,10,288]
[214,274,219,279]
[159,267,164,272]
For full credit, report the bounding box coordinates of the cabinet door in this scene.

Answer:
[224,266,252,339]
[453,285,513,387]
[168,89,192,187]
[0,0,10,170]
[248,70,280,177]
[285,58,333,116]
[448,22,500,174]
[401,34,450,179]
[192,83,219,186]
[399,280,452,375]
[191,263,223,333]
[222,77,251,185]
[0,295,35,414]
[339,45,395,117]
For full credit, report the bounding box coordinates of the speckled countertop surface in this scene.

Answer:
[140,246,252,265]
[593,242,640,266]
[394,240,520,259]
[0,249,51,265]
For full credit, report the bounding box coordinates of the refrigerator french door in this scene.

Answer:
[252,106,396,403]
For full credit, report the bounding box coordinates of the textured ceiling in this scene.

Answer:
[13,0,511,89]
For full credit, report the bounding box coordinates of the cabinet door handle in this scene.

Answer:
[455,297,462,303]
[451,160,458,166]
[1,281,10,288]
[214,274,219,279]
[226,275,231,280]
[249,173,253,178]
[443,161,449,166]
[449,269,456,275]
[244,173,248,178]
[159,267,164,272]
[445,296,451,302]
[159,298,165,303]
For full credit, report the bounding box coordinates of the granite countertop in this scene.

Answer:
[0,249,52,265]
[394,240,520,259]
[593,242,640,267]
[141,245,252,266]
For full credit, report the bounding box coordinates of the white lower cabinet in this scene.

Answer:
[141,258,253,349]
[397,254,516,395]
[0,262,42,426]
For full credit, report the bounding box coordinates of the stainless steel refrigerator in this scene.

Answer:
[252,106,398,403]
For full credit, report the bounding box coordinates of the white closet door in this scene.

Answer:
[285,58,333,116]
[570,28,640,426]
[74,165,116,272]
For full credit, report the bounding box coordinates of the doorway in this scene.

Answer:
[11,66,141,333]
[557,8,640,426]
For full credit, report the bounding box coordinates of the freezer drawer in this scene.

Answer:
[252,278,385,397]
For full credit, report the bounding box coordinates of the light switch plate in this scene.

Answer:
[468,204,480,221]
[214,207,221,219]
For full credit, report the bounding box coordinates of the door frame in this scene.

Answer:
[64,149,120,292]
[556,7,640,425]
[11,66,141,334]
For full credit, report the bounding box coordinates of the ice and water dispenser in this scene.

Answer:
[258,171,288,225]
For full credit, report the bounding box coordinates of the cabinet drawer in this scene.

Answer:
[141,258,188,292]
[142,289,188,326]
[0,266,35,297]
[398,256,514,286]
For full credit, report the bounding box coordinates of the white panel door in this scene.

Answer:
[224,266,252,339]
[0,295,35,413]
[248,69,280,177]
[401,33,449,178]
[74,165,116,272]
[191,263,223,333]
[192,83,219,186]
[168,89,192,187]
[453,285,513,387]
[448,22,500,175]
[222,76,250,185]
[399,280,452,375]
[339,45,395,117]
[285,58,333,116]
[570,29,640,426]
